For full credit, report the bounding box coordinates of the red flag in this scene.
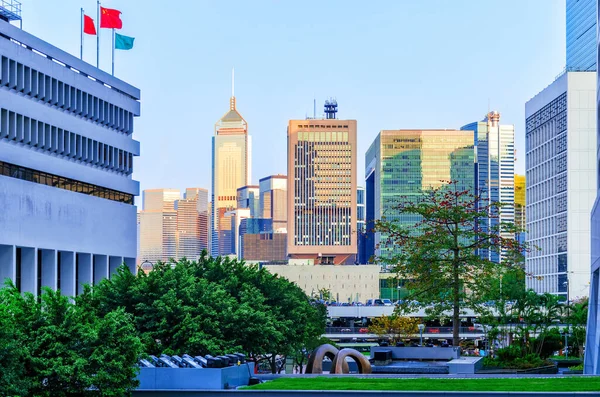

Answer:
[83,15,96,35]
[100,7,122,29]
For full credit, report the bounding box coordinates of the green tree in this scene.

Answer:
[368,315,419,345]
[0,284,31,396]
[375,181,528,346]
[93,253,326,374]
[566,297,588,358]
[0,284,143,396]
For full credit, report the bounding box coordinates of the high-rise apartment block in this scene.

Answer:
[0,15,140,296]
[566,0,597,71]
[138,189,179,264]
[365,130,475,262]
[525,71,596,299]
[259,175,287,232]
[287,103,357,265]
[176,188,209,260]
[462,111,515,262]
[138,188,209,264]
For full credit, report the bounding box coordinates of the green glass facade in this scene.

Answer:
[365,130,475,262]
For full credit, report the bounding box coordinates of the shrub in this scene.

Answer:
[496,345,523,362]
[533,329,563,359]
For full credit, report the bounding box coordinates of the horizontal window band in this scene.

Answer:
[0,160,134,205]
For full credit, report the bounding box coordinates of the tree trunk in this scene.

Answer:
[452,212,461,348]
[452,259,460,348]
[270,355,276,374]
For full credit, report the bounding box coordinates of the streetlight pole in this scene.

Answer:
[563,279,570,359]
[418,323,425,346]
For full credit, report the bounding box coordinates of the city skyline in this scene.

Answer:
[19,1,566,198]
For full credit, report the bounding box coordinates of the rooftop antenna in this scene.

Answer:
[313,97,316,119]
[324,98,338,119]
[230,67,236,110]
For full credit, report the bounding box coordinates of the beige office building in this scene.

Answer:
[261,260,379,302]
[138,189,180,265]
[211,92,251,256]
[287,107,357,265]
[139,188,210,265]
[176,188,209,261]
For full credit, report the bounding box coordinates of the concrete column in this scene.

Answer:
[40,249,57,291]
[93,254,108,285]
[20,247,37,295]
[59,251,76,297]
[0,244,15,287]
[76,253,92,295]
[109,256,123,278]
[124,257,137,275]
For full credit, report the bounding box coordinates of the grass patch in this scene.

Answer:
[245,377,600,392]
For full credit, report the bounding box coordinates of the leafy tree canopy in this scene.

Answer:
[375,181,529,346]
[0,284,142,397]
[368,315,419,345]
[92,253,326,372]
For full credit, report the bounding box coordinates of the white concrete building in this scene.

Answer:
[525,71,596,300]
[0,17,140,296]
[258,259,380,302]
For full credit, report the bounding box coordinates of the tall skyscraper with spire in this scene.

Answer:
[211,70,251,256]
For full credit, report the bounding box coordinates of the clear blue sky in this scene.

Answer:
[20,0,565,198]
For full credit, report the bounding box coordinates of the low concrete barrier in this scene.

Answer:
[447,357,484,374]
[137,363,254,390]
[371,346,460,360]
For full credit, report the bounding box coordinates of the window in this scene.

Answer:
[0,161,133,205]
[0,56,134,134]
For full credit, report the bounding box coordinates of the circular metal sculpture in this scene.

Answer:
[331,348,372,374]
[306,344,371,374]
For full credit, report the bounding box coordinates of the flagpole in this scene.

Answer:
[80,8,84,60]
[96,0,100,68]
[112,28,115,76]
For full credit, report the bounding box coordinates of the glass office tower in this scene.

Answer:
[566,0,597,71]
[365,130,475,262]
[462,111,515,263]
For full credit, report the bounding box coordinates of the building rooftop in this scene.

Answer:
[0,18,140,101]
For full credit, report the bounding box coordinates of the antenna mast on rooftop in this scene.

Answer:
[324,98,338,119]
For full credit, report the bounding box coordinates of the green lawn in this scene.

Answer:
[245,377,600,392]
